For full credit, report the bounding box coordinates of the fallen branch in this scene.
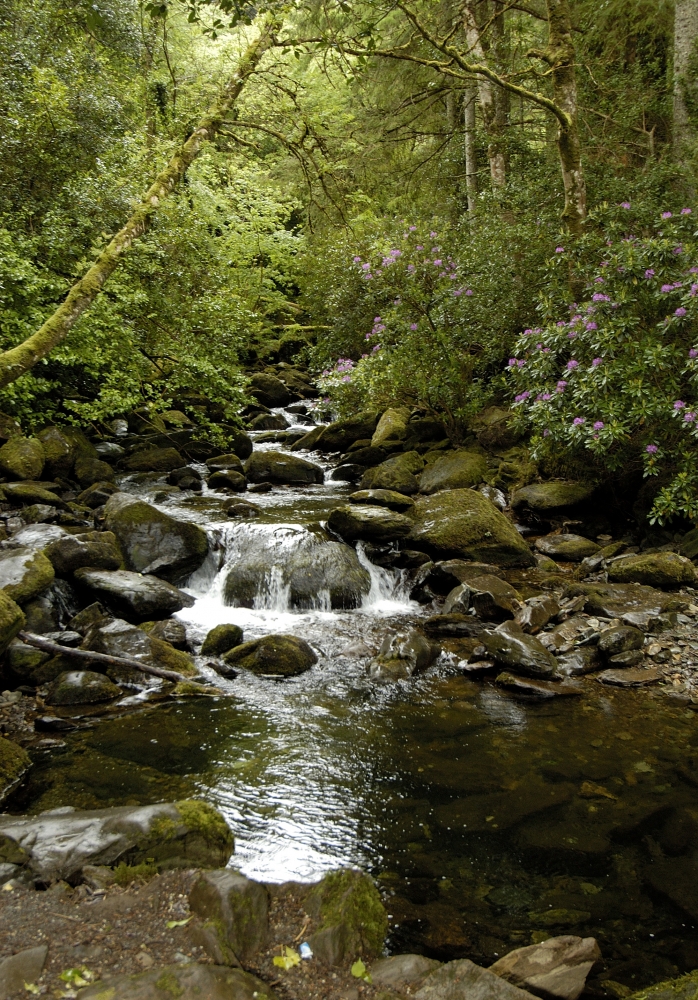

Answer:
[18,631,187,683]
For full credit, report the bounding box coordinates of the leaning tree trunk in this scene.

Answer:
[0,13,281,390]
[674,0,698,157]
[462,1,506,191]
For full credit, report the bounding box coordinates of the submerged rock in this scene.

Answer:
[409,490,534,566]
[74,568,195,622]
[481,623,557,678]
[245,450,324,485]
[189,869,269,964]
[0,546,54,604]
[306,868,388,965]
[490,935,601,1000]
[495,673,581,699]
[369,630,440,680]
[419,449,488,494]
[535,534,600,562]
[223,634,317,676]
[328,503,412,542]
[597,667,661,687]
[608,551,697,588]
[45,669,121,705]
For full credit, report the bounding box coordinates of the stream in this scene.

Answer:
[15,406,698,989]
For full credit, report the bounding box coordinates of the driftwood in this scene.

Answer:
[17,630,188,683]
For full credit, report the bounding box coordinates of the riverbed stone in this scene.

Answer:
[206,453,244,473]
[416,959,536,1000]
[372,407,410,446]
[481,623,557,678]
[597,667,661,686]
[104,493,209,582]
[469,575,522,622]
[349,489,414,512]
[78,964,278,1000]
[189,869,269,964]
[74,569,195,622]
[0,546,54,604]
[223,634,317,676]
[556,648,601,676]
[83,617,196,677]
[249,412,289,431]
[199,624,243,658]
[0,945,48,998]
[0,736,31,807]
[328,504,412,543]
[419,449,488,494]
[495,673,581,699]
[245,450,324,485]
[314,412,380,452]
[74,453,115,489]
[140,618,188,649]
[0,436,44,481]
[597,625,644,658]
[0,799,233,880]
[443,584,471,614]
[408,489,535,566]
[306,868,388,965]
[369,630,440,680]
[361,451,424,495]
[208,470,247,492]
[490,935,601,1000]
[125,446,186,473]
[226,429,253,460]
[45,669,122,705]
[249,372,291,407]
[44,531,122,576]
[563,582,675,618]
[516,594,560,634]
[372,955,442,990]
[0,591,25,653]
[511,481,596,514]
[608,551,697,588]
[78,481,119,508]
[535,534,600,562]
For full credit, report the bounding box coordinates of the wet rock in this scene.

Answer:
[306,868,388,965]
[74,569,195,622]
[469,575,522,622]
[189,869,269,964]
[369,630,440,680]
[167,466,202,491]
[443,584,471,614]
[495,673,582,699]
[328,462,363,482]
[140,618,189,650]
[0,590,25,653]
[415,958,535,1000]
[408,490,535,566]
[249,372,291,407]
[361,451,424,495]
[0,736,31,806]
[680,528,698,560]
[371,954,441,990]
[0,546,54,604]
[2,482,65,508]
[423,614,485,638]
[125,446,186,473]
[564,583,675,618]
[68,602,112,634]
[95,441,126,459]
[44,531,122,575]
[223,634,317,676]
[0,436,44,481]
[346,445,387,466]
[314,412,380,452]
[79,964,277,1000]
[349,488,414,512]
[419,450,488,494]
[328,504,412,543]
[556,648,601,677]
[608,551,697,588]
[226,500,261,518]
[511,481,596,515]
[225,429,253,460]
[201,623,244,656]
[0,945,48,998]
[0,799,233,880]
[412,559,503,601]
[249,412,289,431]
[372,407,410,446]
[516,594,560,634]
[535,534,600,562]
[77,481,119,508]
[289,424,326,451]
[208,470,247,492]
[84,617,195,676]
[6,637,49,679]
[104,493,209,582]
[45,669,121,705]
[74,453,115,489]
[206,453,244,473]
[490,936,601,1000]
[481,623,557,678]
[245,450,324,485]
[597,667,661,686]
[597,626,644,658]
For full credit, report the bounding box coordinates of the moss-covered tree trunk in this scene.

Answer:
[462,1,506,191]
[674,0,698,156]
[0,14,281,390]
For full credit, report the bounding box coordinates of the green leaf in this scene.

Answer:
[351,959,372,982]
[273,946,301,970]
[166,917,192,928]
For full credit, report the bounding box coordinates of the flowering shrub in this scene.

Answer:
[507,204,698,523]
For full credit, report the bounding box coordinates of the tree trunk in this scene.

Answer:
[545,0,586,234]
[0,14,280,390]
[674,0,698,155]
[462,1,506,190]
[464,85,478,212]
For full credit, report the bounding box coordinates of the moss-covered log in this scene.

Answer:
[0,14,281,389]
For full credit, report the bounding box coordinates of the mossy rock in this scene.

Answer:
[361,451,424,495]
[0,736,31,806]
[6,638,48,679]
[223,634,317,676]
[327,504,413,543]
[126,447,186,473]
[36,425,79,478]
[419,449,488,494]
[128,799,234,870]
[244,450,323,485]
[201,624,244,656]
[511,481,596,513]
[372,407,410,447]
[314,411,380,452]
[44,531,123,576]
[680,528,698,561]
[0,436,44,480]
[608,552,697,589]
[629,970,698,1000]
[0,546,55,604]
[45,670,122,706]
[0,591,25,654]
[189,869,269,964]
[306,868,388,965]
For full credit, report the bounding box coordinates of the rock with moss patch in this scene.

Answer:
[249,372,291,407]
[349,489,414,512]
[223,634,317,676]
[2,482,66,509]
[314,411,380,452]
[140,618,188,649]
[0,799,233,881]
[44,531,122,576]
[419,450,488,494]
[104,492,209,582]
[372,407,410,447]
[74,454,115,489]
[511,481,596,515]
[328,504,412,543]
[0,546,55,604]
[78,964,278,1000]
[408,489,534,566]
[126,447,186,473]
[83,618,196,679]
[473,407,522,451]
[209,470,247,492]
[201,624,244,656]
[45,669,122,705]
[78,481,119,509]
[0,591,25,654]
[607,552,697,589]
[189,869,269,964]
[0,736,31,806]
[535,534,600,563]
[306,868,388,966]
[36,426,77,478]
[0,436,44,481]
[361,451,424,495]
[481,622,557,679]
[206,453,245,473]
[75,568,194,622]
[244,450,323,485]
[369,630,440,681]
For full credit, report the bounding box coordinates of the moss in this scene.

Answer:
[630,970,698,1000]
[0,735,31,804]
[149,637,197,676]
[0,548,55,605]
[0,436,44,480]
[154,970,185,997]
[0,591,25,654]
[511,480,596,512]
[176,799,234,852]
[112,862,158,886]
[308,868,388,958]
[200,623,243,656]
[419,449,489,494]
[172,680,223,697]
[608,552,697,588]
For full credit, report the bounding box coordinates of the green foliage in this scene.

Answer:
[112,861,158,885]
[506,203,698,524]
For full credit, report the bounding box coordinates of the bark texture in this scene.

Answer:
[462,1,506,190]
[0,15,281,390]
[464,85,478,213]
[674,0,698,154]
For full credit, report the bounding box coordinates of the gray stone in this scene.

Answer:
[0,945,48,999]
[469,575,522,622]
[327,504,412,543]
[516,594,560,634]
[75,569,195,622]
[597,626,644,657]
[349,489,414,511]
[77,964,278,1000]
[0,800,233,881]
[535,534,600,562]
[201,624,244,656]
[223,634,317,677]
[371,954,441,990]
[0,546,54,604]
[597,667,661,686]
[443,584,471,614]
[245,450,324,485]
[423,614,486,638]
[481,622,557,679]
[490,935,601,1000]
[189,869,269,964]
[44,531,122,575]
[415,959,537,1000]
[369,630,440,680]
[419,449,488,494]
[567,582,676,619]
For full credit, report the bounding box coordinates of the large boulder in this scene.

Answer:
[361,450,424,495]
[372,407,410,446]
[469,575,522,621]
[608,552,697,588]
[44,531,122,576]
[0,436,44,480]
[306,868,388,965]
[490,935,601,1000]
[0,736,30,807]
[78,965,278,1000]
[249,372,291,407]
[0,799,233,881]
[0,546,54,604]
[415,959,537,1000]
[244,450,323,485]
[227,428,253,460]
[481,622,557,678]
[314,412,380,452]
[125,447,185,472]
[223,634,317,676]
[74,568,195,622]
[369,630,440,680]
[511,481,596,515]
[327,504,412,543]
[45,669,122,705]
[84,618,196,677]
[104,493,209,582]
[74,453,115,489]
[408,489,534,566]
[36,426,77,478]
[419,450,488,494]
[222,525,370,610]
[189,869,269,964]
[535,534,600,562]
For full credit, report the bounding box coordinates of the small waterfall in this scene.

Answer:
[254,562,291,612]
[356,542,413,611]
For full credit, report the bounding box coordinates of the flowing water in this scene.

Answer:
[16,407,698,989]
